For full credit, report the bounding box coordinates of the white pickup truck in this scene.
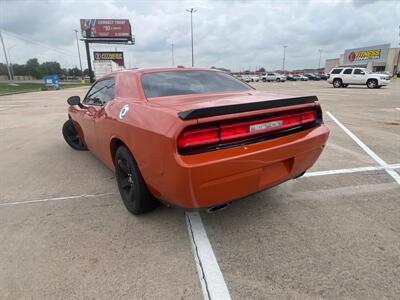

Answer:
[328,67,390,88]
[261,73,286,82]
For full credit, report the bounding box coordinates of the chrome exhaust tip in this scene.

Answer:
[206,202,230,214]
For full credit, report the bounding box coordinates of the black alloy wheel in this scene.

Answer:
[62,120,87,150]
[115,146,158,215]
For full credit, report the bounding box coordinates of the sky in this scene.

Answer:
[0,0,399,71]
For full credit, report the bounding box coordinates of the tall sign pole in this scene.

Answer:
[0,30,13,82]
[84,40,94,83]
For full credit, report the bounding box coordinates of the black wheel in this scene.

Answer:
[276,78,281,82]
[367,79,377,89]
[333,79,342,88]
[115,146,158,215]
[262,78,266,82]
[62,120,87,150]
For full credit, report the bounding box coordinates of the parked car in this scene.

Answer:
[286,74,297,81]
[62,67,329,214]
[261,73,287,82]
[250,75,260,82]
[242,75,252,82]
[304,73,321,81]
[328,67,390,88]
[293,74,308,81]
[319,74,328,80]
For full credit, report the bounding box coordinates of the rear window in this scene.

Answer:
[141,70,251,98]
[330,68,343,74]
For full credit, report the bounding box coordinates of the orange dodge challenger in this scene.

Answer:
[63,67,329,214]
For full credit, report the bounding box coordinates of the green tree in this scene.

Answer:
[25,58,40,78]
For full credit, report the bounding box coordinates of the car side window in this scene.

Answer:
[343,69,353,74]
[354,69,365,75]
[331,68,342,74]
[83,78,115,106]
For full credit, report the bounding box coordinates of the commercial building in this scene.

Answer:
[325,44,400,74]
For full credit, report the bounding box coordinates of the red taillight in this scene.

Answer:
[178,108,319,151]
[301,110,317,123]
[178,126,219,148]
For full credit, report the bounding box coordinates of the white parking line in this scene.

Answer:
[0,192,118,208]
[327,112,400,184]
[186,211,231,300]
[305,163,400,177]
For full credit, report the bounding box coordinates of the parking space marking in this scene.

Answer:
[305,163,400,177]
[186,211,231,300]
[327,112,400,184]
[0,192,118,208]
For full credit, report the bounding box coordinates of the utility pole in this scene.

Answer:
[318,49,323,70]
[74,29,84,81]
[0,30,13,82]
[282,45,288,74]
[7,45,15,81]
[186,8,197,67]
[171,41,174,66]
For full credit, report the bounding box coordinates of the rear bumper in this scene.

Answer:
[156,124,330,208]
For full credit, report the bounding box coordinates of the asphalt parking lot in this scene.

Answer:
[1,80,399,299]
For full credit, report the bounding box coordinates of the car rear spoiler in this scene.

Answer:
[178,96,318,120]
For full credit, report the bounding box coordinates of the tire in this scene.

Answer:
[115,146,158,215]
[62,120,87,150]
[333,79,342,88]
[376,86,382,88]
[276,78,281,82]
[262,78,266,82]
[367,79,378,88]
[342,84,348,88]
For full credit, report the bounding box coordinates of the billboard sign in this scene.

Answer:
[343,44,390,66]
[80,19,132,41]
[94,51,125,66]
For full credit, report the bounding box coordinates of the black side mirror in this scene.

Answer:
[67,96,84,108]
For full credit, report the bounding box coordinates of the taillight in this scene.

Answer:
[178,126,219,148]
[178,108,319,152]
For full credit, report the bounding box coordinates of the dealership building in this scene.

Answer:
[325,44,400,74]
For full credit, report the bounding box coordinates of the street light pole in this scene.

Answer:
[186,8,197,67]
[74,29,84,80]
[318,49,323,70]
[282,45,288,74]
[171,41,174,66]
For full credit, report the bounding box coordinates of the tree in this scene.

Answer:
[25,58,40,78]
[39,61,63,78]
[259,67,266,73]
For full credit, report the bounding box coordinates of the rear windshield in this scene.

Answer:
[141,70,251,98]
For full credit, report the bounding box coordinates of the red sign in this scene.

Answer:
[348,52,356,62]
[80,19,132,40]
